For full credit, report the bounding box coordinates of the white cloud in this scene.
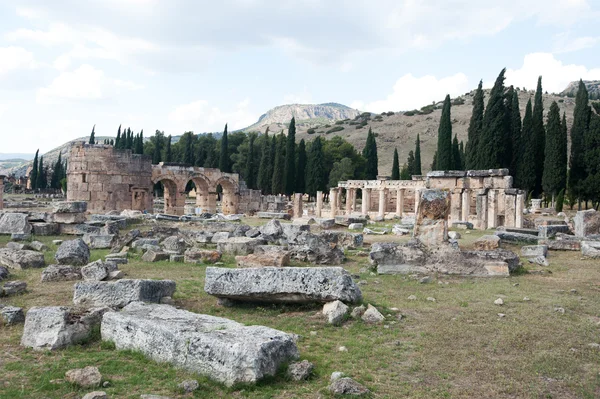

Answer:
[553,32,600,54]
[15,6,45,20]
[0,46,37,75]
[36,64,143,104]
[283,87,313,104]
[169,99,258,132]
[354,73,470,112]
[506,53,600,93]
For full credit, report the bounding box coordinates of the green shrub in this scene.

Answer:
[404,111,416,116]
[556,189,565,212]
[335,120,344,125]
[307,128,316,134]
[326,126,345,134]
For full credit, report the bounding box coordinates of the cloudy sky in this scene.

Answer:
[1,0,599,154]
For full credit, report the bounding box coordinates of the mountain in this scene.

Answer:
[560,80,600,99]
[243,103,361,133]
[0,153,34,161]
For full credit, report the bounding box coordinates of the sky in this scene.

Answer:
[0,0,599,154]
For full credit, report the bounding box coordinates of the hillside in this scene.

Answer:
[560,80,600,99]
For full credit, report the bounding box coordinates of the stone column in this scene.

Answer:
[476,193,488,230]
[316,191,323,217]
[293,193,303,219]
[206,192,217,214]
[487,189,498,229]
[345,188,352,215]
[504,194,516,228]
[461,189,470,222]
[378,188,386,219]
[329,188,337,217]
[0,175,4,210]
[352,188,358,212]
[361,188,369,215]
[450,189,462,223]
[174,191,187,215]
[515,193,525,228]
[396,188,404,217]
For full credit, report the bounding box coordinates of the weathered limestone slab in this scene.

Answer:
[183,248,222,264]
[204,266,362,304]
[319,231,363,250]
[81,260,117,281]
[52,212,87,224]
[0,248,45,269]
[538,225,571,239]
[288,234,344,264]
[73,279,176,308]
[101,302,299,386]
[141,250,169,263]
[0,305,25,325]
[334,216,367,227]
[2,280,27,295]
[521,245,548,258]
[582,241,600,258]
[21,306,106,350]
[0,213,31,234]
[161,236,187,254]
[216,237,264,255]
[59,223,102,236]
[494,230,538,244]
[32,222,59,236]
[473,235,500,250]
[52,201,88,214]
[55,239,90,266]
[41,265,83,282]
[83,234,117,249]
[370,242,428,275]
[539,239,581,251]
[316,218,335,229]
[235,253,290,268]
[254,245,291,257]
[574,209,600,237]
[413,189,450,246]
[257,212,291,220]
[452,221,473,230]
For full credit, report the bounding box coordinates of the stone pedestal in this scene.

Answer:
[413,189,450,246]
[515,193,524,228]
[531,199,542,214]
[293,193,303,219]
[450,189,462,223]
[316,191,323,217]
[361,188,370,215]
[329,188,338,217]
[461,189,470,222]
[487,190,497,229]
[504,194,516,228]
[345,189,352,215]
[476,193,488,230]
[396,189,404,217]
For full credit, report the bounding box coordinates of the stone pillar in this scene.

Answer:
[476,193,488,230]
[206,192,217,214]
[504,194,516,228]
[293,193,303,219]
[173,191,187,215]
[345,188,352,215]
[329,188,337,217]
[450,189,462,223]
[396,188,404,217]
[0,175,4,210]
[378,189,386,219]
[361,188,369,215]
[487,190,498,229]
[515,193,525,228]
[316,191,323,217]
[413,189,450,246]
[461,189,470,222]
[352,188,358,212]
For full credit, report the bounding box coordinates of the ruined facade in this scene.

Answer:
[67,143,241,215]
[333,169,525,229]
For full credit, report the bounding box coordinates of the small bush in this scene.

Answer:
[452,97,465,106]
[404,111,416,116]
[558,99,564,103]
[326,126,345,134]
[307,128,316,134]
[335,120,344,125]
[556,189,565,212]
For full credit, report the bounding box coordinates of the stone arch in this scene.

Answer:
[153,177,182,215]
[215,176,239,215]
[187,174,214,214]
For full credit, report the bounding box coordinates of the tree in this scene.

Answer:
[284,117,296,196]
[519,99,536,194]
[267,133,277,193]
[271,132,286,194]
[179,132,195,165]
[89,125,96,144]
[165,135,172,162]
[151,131,164,164]
[245,133,256,189]
[135,130,144,154]
[406,150,415,176]
[391,148,400,179]
[459,141,465,169]
[414,134,422,175]
[435,95,453,170]
[50,152,64,189]
[583,113,600,204]
[219,124,230,172]
[478,68,508,169]
[257,130,271,194]
[36,156,46,189]
[362,128,378,179]
[542,101,567,203]
[431,150,438,171]
[306,136,326,197]
[569,80,591,207]
[465,80,484,169]
[295,139,307,193]
[451,135,462,170]
[115,125,121,148]
[329,158,355,188]
[400,163,410,180]
[509,89,523,184]
[30,149,39,190]
[532,76,546,196]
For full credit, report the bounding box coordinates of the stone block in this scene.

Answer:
[41,265,83,282]
[0,249,45,269]
[217,237,264,255]
[0,213,31,234]
[52,201,88,214]
[184,248,222,264]
[73,279,176,308]
[521,245,548,258]
[574,209,600,237]
[32,222,59,236]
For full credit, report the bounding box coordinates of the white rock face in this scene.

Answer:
[521,245,548,258]
[101,302,299,386]
[361,304,384,323]
[322,300,349,325]
[0,213,31,234]
[55,239,90,266]
[73,279,176,308]
[582,241,600,259]
[0,248,45,269]
[21,306,107,350]
[204,267,362,304]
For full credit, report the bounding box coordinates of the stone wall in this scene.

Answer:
[67,143,153,214]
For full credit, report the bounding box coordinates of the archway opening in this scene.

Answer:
[155,178,178,214]
[186,176,211,214]
[216,178,238,215]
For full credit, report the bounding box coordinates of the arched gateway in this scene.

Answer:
[67,142,240,215]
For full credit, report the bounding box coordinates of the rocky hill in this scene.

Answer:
[560,80,600,99]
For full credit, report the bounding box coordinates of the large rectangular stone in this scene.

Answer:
[101,302,298,386]
[73,279,176,308]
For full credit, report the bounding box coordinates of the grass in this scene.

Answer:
[2,226,600,398]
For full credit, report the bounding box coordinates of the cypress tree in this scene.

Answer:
[109,139,113,146]
[414,134,422,175]
[115,125,121,148]
[36,156,45,189]
[271,133,286,194]
[135,130,144,154]
[362,128,378,179]
[391,148,400,179]
[583,113,600,204]
[542,101,567,201]
[306,136,326,197]
[400,163,410,180]
[51,153,63,189]
[436,95,453,170]
[519,99,536,193]
[245,134,256,189]
[267,134,277,194]
[89,125,95,144]
[295,139,307,193]
[165,135,172,162]
[509,89,522,182]
[478,68,508,169]
[459,141,465,168]
[406,150,415,176]
[568,80,591,207]
[451,135,462,170]
[219,124,230,172]
[152,131,163,164]
[465,80,484,169]
[532,76,546,196]
[284,117,296,195]
[431,151,438,171]
[30,149,39,190]
[257,130,271,194]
